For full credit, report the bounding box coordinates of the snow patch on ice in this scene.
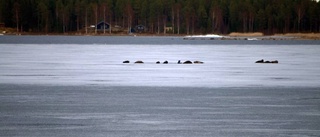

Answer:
[185,34,223,38]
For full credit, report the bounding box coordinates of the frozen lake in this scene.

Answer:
[1,35,320,87]
[1,85,320,137]
[0,35,320,137]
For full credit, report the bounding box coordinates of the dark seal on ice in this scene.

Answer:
[183,60,193,64]
[270,60,278,63]
[135,61,144,64]
[255,59,264,63]
[123,60,130,63]
[194,61,204,64]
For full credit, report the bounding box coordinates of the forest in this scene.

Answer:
[1,0,320,35]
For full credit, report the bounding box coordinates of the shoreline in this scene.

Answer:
[2,33,319,41]
[1,29,319,40]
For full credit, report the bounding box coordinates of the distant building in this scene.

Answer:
[96,21,110,31]
[134,25,147,33]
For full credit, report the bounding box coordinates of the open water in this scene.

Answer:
[0,35,320,137]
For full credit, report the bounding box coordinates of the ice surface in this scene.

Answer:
[1,40,320,87]
[1,36,320,137]
[1,85,320,137]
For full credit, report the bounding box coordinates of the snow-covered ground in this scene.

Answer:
[1,42,320,87]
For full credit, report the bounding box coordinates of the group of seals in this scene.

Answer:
[123,60,204,64]
[125,59,279,64]
[122,60,144,64]
[177,60,204,64]
[156,60,168,64]
[255,59,279,64]
[123,60,145,64]
[179,60,204,64]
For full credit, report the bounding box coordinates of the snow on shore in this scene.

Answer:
[185,34,223,38]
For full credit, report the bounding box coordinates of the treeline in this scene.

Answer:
[1,0,320,35]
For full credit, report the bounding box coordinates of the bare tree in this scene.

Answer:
[176,3,181,34]
[14,2,20,33]
[295,2,305,32]
[85,7,88,34]
[172,6,175,34]
[92,3,98,34]
[125,1,133,34]
[103,5,106,34]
